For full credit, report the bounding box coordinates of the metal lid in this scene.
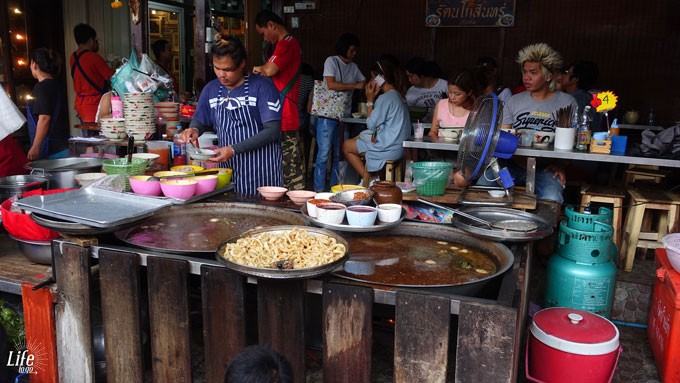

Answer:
[531,307,619,355]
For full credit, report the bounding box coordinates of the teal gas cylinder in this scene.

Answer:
[544,253,617,318]
[564,205,613,230]
[557,221,614,264]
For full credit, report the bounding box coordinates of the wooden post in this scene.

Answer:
[21,283,58,383]
[147,257,192,382]
[322,282,373,383]
[99,249,145,383]
[244,0,262,69]
[201,266,247,383]
[394,291,451,383]
[194,0,207,93]
[53,243,95,381]
[455,301,517,382]
[257,280,305,383]
[129,0,148,61]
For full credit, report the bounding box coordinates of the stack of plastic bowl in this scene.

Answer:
[123,92,156,141]
[155,101,180,127]
[99,118,127,141]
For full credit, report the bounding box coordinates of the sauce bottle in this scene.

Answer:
[173,128,187,166]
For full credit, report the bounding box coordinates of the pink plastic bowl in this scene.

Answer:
[129,175,162,196]
[258,186,288,201]
[160,179,197,199]
[190,175,218,195]
[286,190,316,205]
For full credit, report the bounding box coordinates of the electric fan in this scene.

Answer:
[457,93,518,205]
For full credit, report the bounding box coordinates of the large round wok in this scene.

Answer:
[334,222,514,296]
[115,202,308,255]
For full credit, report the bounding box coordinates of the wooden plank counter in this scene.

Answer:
[0,231,52,295]
[403,186,537,210]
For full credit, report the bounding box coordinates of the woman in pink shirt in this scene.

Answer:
[429,70,480,139]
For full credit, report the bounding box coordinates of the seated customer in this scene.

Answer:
[404,57,448,123]
[343,60,411,185]
[459,43,577,205]
[428,69,480,140]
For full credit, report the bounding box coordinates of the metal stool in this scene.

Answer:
[580,184,625,250]
[620,188,680,272]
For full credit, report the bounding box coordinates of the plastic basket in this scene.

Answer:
[661,233,680,273]
[557,220,614,264]
[411,161,452,196]
[102,158,147,190]
[564,205,613,231]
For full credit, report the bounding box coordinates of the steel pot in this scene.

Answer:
[27,158,103,189]
[0,175,50,202]
[11,235,52,265]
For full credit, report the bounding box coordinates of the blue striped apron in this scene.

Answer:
[215,77,283,195]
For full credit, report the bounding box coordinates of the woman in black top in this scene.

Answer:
[28,48,69,160]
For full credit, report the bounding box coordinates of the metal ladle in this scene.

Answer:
[417,198,538,232]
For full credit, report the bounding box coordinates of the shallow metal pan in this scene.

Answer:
[215,225,349,280]
[451,206,553,242]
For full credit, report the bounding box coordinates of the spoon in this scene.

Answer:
[417,198,538,232]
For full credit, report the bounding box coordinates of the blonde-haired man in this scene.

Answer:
[481,42,577,204]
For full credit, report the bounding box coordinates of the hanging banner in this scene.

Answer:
[425,0,516,27]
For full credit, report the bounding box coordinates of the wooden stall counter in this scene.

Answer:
[0,231,52,295]
[402,186,537,210]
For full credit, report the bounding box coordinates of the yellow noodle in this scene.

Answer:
[221,228,346,269]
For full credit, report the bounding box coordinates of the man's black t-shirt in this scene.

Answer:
[31,78,69,154]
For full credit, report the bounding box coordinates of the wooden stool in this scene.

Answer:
[384,159,404,182]
[620,188,680,272]
[580,184,625,250]
[625,166,670,185]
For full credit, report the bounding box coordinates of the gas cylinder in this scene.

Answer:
[544,253,617,318]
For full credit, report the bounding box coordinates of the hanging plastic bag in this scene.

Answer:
[110,49,140,102]
[138,53,174,102]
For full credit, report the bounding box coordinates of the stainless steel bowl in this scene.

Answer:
[330,189,375,206]
[11,235,52,264]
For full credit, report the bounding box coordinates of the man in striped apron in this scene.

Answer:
[182,35,283,195]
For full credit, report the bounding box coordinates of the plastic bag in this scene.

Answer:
[86,174,126,193]
[111,50,174,102]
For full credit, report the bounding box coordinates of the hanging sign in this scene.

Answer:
[425,0,516,27]
[591,91,618,113]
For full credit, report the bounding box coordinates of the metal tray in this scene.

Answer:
[115,202,308,255]
[29,212,138,235]
[126,183,235,205]
[16,188,173,228]
[216,225,349,280]
[300,204,406,233]
[452,206,553,242]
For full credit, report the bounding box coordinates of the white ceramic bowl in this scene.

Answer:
[132,152,160,167]
[316,202,346,225]
[189,148,216,161]
[533,131,556,148]
[346,205,378,227]
[306,198,332,218]
[439,127,464,142]
[377,203,402,223]
[314,192,335,200]
[488,190,506,198]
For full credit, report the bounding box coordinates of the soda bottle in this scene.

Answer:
[173,128,187,166]
[575,106,592,151]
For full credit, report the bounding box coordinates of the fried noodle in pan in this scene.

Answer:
[221,228,346,269]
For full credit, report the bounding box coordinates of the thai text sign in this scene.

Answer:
[425,0,516,27]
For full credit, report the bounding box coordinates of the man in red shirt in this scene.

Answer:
[253,11,304,190]
[70,24,114,130]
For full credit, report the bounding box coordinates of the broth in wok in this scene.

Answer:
[115,203,307,254]
[337,235,497,286]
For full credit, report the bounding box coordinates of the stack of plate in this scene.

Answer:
[99,118,127,141]
[155,101,180,127]
[123,92,156,141]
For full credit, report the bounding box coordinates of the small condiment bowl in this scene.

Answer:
[153,170,189,179]
[286,190,316,205]
[346,205,378,227]
[131,152,160,167]
[306,198,331,218]
[316,202,346,225]
[160,179,197,199]
[331,189,375,206]
[171,165,204,173]
[129,175,162,196]
[377,203,403,223]
[330,184,365,194]
[258,186,288,201]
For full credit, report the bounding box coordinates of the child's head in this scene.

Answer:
[447,69,479,109]
[224,345,293,383]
